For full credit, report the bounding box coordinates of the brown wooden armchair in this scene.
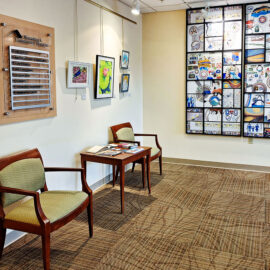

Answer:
[0,149,93,270]
[110,122,162,181]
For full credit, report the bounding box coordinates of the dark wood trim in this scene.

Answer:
[81,147,152,214]
[44,167,83,172]
[134,133,162,150]
[0,148,43,170]
[0,149,93,270]
[110,122,133,142]
[115,139,141,146]
[3,220,42,235]
[110,123,162,175]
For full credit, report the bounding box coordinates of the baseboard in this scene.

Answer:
[4,172,114,248]
[89,173,113,191]
[162,157,270,173]
[5,231,26,248]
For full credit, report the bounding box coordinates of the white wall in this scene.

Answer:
[142,10,270,167]
[0,1,142,193]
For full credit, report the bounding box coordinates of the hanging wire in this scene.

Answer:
[122,18,124,50]
[74,0,79,100]
[100,8,104,55]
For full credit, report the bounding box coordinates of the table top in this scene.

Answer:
[80,146,151,165]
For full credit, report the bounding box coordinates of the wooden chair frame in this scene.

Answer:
[0,149,93,270]
[110,122,162,183]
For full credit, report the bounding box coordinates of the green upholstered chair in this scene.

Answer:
[0,149,93,270]
[110,122,162,185]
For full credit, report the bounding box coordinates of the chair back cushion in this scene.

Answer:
[116,127,135,142]
[0,158,45,207]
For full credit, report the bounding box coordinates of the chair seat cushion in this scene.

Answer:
[151,147,160,157]
[5,191,88,226]
[116,127,135,142]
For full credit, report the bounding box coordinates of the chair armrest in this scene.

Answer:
[115,139,141,146]
[44,167,83,172]
[0,186,38,197]
[0,186,49,226]
[134,133,162,150]
[44,167,92,196]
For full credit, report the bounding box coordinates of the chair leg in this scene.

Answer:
[141,158,146,188]
[41,232,50,270]
[87,194,93,238]
[131,163,136,172]
[159,155,162,175]
[0,220,6,259]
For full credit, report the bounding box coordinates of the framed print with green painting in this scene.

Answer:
[95,55,115,99]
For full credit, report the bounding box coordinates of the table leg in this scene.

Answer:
[120,164,125,214]
[113,165,116,187]
[146,154,151,194]
[142,158,146,188]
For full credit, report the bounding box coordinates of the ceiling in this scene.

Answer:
[118,0,269,13]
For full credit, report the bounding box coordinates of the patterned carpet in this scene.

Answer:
[1,162,270,269]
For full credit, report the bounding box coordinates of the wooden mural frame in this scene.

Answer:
[0,14,56,125]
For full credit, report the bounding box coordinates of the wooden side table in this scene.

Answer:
[80,146,151,213]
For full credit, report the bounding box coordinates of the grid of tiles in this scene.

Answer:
[244,3,270,138]
[186,6,243,136]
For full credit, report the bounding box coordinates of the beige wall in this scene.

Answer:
[0,0,143,243]
[142,10,270,167]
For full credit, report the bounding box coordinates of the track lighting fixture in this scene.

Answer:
[131,0,140,16]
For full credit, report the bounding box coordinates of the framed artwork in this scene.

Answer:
[204,122,221,135]
[266,34,270,49]
[246,3,270,34]
[245,49,265,63]
[187,24,204,52]
[224,21,242,50]
[223,123,241,136]
[120,74,130,92]
[188,9,204,24]
[205,23,223,37]
[224,6,242,21]
[187,108,203,122]
[205,37,222,51]
[244,123,264,137]
[204,109,221,122]
[187,121,203,134]
[245,35,265,49]
[244,4,270,138]
[187,52,222,80]
[95,55,115,99]
[205,7,223,22]
[223,51,241,65]
[67,61,91,88]
[120,50,130,69]
[186,5,242,137]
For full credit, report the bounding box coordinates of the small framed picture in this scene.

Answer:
[95,55,115,99]
[120,50,130,69]
[120,74,130,92]
[67,61,91,88]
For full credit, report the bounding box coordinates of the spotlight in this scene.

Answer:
[131,0,140,16]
